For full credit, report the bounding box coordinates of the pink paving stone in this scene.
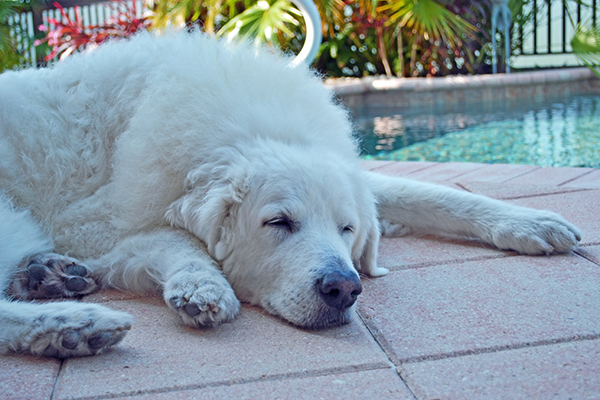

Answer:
[0,354,61,400]
[402,162,486,182]
[360,160,393,171]
[507,190,600,245]
[376,236,508,271]
[109,368,413,400]
[454,163,539,183]
[457,181,589,200]
[53,298,388,399]
[575,245,600,266]
[562,169,600,189]
[357,254,600,364]
[400,339,600,400]
[503,166,595,186]
[366,160,438,176]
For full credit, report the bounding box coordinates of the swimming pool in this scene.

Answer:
[354,94,600,168]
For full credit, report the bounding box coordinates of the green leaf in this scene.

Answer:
[378,0,476,47]
[572,24,600,79]
[216,0,302,46]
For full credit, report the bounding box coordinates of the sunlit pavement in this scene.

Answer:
[2,161,599,400]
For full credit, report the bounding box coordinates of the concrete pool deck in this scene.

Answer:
[2,161,599,399]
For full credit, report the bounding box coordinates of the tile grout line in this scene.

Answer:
[49,358,65,400]
[443,164,489,181]
[501,187,594,200]
[499,166,542,183]
[377,252,512,274]
[59,362,392,400]
[574,248,600,267]
[557,168,597,187]
[375,162,441,176]
[580,241,600,247]
[356,311,419,400]
[396,333,600,365]
[380,245,599,274]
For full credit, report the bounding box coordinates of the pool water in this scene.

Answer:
[355,94,600,168]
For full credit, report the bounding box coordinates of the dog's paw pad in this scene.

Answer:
[12,253,98,300]
[44,324,131,357]
[166,279,240,328]
[25,304,133,358]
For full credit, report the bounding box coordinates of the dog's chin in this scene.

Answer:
[279,304,354,330]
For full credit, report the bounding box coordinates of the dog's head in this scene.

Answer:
[165,140,385,328]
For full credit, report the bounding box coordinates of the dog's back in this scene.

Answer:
[0,39,155,220]
[0,31,355,228]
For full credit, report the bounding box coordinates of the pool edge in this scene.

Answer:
[326,68,600,111]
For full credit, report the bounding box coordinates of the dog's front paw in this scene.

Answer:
[11,253,98,300]
[24,303,132,358]
[164,269,240,328]
[491,209,581,255]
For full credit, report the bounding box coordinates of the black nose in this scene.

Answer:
[318,269,363,310]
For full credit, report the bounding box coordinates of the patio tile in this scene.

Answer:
[455,163,539,183]
[376,236,508,271]
[357,254,600,364]
[360,160,394,171]
[575,245,600,267]
[562,169,600,189]
[368,161,438,176]
[508,190,600,245]
[400,339,600,400]
[110,368,414,400]
[457,181,589,200]
[402,162,486,182]
[503,166,595,186]
[0,354,61,400]
[54,297,389,399]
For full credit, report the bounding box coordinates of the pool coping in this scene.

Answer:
[324,67,597,95]
[325,67,600,111]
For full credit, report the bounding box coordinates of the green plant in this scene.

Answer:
[572,24,600,78]
[149,0,485,77]
[0,0,38,71]
[564,0,600,78]
[217,0,303,47]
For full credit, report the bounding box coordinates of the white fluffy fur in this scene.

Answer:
[0,31,581,357]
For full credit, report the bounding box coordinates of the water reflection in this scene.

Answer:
[355,95,600,167]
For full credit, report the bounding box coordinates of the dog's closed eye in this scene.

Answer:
[263,215,299,234]
[341,224,354,234]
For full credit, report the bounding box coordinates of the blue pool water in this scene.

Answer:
[355,94,600,168]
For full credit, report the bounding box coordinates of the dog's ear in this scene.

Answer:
[164,158,248,261]
[351,175,389,277]
[352,209,389,277]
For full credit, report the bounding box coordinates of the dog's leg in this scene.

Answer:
[0,196,132,357]
[365,172,581,255]
[87,228,240,327]
[0,299,132,357]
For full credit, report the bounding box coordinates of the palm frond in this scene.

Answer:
[571,23,600,79]
[216,0,301,46]
[378,0,476,46]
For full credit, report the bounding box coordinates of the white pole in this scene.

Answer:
[289,0,322,66]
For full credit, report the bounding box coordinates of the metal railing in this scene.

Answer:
[9,0,147,65]
[514,0,598,56]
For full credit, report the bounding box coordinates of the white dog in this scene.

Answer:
[0,31,581,358]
